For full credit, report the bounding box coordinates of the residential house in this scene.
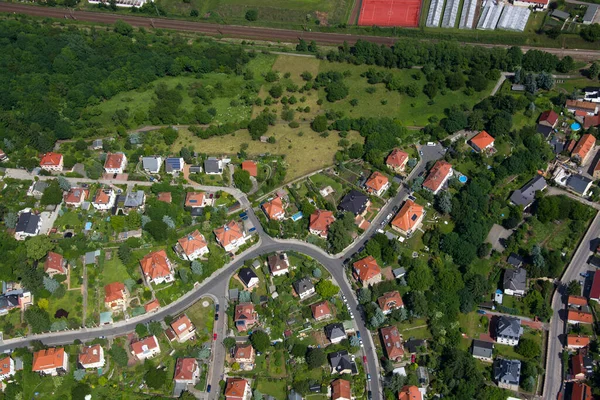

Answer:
[0,149,7,162]
[204,157,224,175]
[569,382,593,400]
[139,250,175,285]
[214,221,248,252]
[538,110,559,128]
[507,253,525,268]
[471,339,494,362]
[32,348,68,376]
[91,139,103,150]
[328,350,357,374]
[338,190,370,216]
[398,386,422,400]
[122,190,145,213]
[552,9,570,19]
[377,291,404,315]
[594,159,600,179]
[405,339,427,354]
[262,196,285,220]
[130,335,161,360]
[165,157,185,174]
[142,156,163,173]
[386,149,409,172]
[308,210,335,238]
[509,175,547,209]
[157,192,172,203]
[569,296,588,308]
[233,344,255,369]
[234,303,258,332]
[225,378,250,400]
[239,267,259,289]
[293,277,315,300]
[44,252,67,277]
[241,160,257,177]
[288,391,303,400]
[591,272,600,302]
[567,310,593,324]
[496,316,523,346]
[311,300,332,321]
[566,100,598,116]
[145,299,160,313]
[173,358,199,386]
[189,165,202,173]
[39,152,63,171]
[176,230,209,261]
[14,211,41,240]
[379,325,404,361]
[503,268,527,296]
[572,134,596,165]
[0,287,33,315]
[331,379,351,400]
[104,153,127,174]
[584,5,599,24]
[104,282,129,310]
[353,256,382,286]
[423,160,453,194]
[185,192,211,208]
[391,200,425,236]
[584,115,600,129]
[28,181,48,198]
[469,130,495,153]
[268,253,290,276]
[167,315,196,343]
[325,323,347,345]
[567,335,591,349]
[92,189,116,211]
[571,350,593,380]
[567,175,593,197]
[364,171,390,196]
[493,358,521,391]
[78,345,105,369]
[64,187,88,207]
[0,356,15,381]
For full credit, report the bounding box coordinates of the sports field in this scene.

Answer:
[358,0,422,27]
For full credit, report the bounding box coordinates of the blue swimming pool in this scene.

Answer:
[458,175,468,183]
[571,122,582,131]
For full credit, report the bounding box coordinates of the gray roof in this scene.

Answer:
[92,139,103,148]
[494,359,521,385]
[293,277,314,295]
[15,212,40,234]
[189,165,202,173]
[496,316,523,340]
[84,250,100,265]
[239,267,258,287]
[123,190,145,208]
[504,268,527,292]
[229,288,239,301]
[32,181,48,193]
[472,339,493,359]
[328,350,357,374]
[510,175,547,207]
[338,190,369,215]
[142,156,161,172]
[393,267,406,278]
[567,175,593,195]
[165,157,183,173]
[507,253,525,268]
[552,9,570,20]
[405,339,426,354]
[0,294,20,311]
[204,157,222,174]
[536,124,553,138]
[584,4,598,22]
[324,323,346,341]
[288,391,303,400]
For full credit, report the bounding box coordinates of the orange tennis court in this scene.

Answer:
[358,0,422,27]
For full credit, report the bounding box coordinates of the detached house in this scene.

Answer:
[142,156,163,174]
[104,153,127,174]
[568,335,591,350]
[167,315,196,343]
[214,221,248,252]
[262,196,285,220]
[165,157,185,174]
[572,350,593,380]
[268,253,290,276]
[0,356,15,381]
[309,210,335,238]
[44,252,67,277]
[509,175,547,209]
[122,190,146,213]
[40,152,63,171]
[15,211,41,240]
[569,382,593,400]
[423,160,453,194]
[325,323,347,344]
[311,300,333,321]
[379,325,404,361]
[503,268,527,296]
[204,157,224,175]
[185,192,212,208]
[78,344,105,370]
[130,335,161,360]
[398,386,422,400]
[225,378,251,400]
[364,171,390,196]
[353,256,382,286]
[328,350,357,374]
[241,160,258,177]
[494,358,521,391]
[391,200,424,236]
[234,303,258,332]
[386,149,409,172]
[471,339,494,362]
[469,130,495,153]
[338,190,370,216]
[539,110,559,128]
[104,282,129,310]
[233,343,255,370]
[572,134,596,165]
[331,379,351,400]
[496,316,523,346]
[92,189,116,211]
[239,267,259,289]
[568,310,594,325]
[176,230,209,261]
[293,277,315,300]
[140,250,175,285]
[64,187,88,207]
[32,348,68,376]
[377,291,404,315]
[173,358,199,386]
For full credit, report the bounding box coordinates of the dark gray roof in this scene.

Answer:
[550,136,565,154]
[142,156,161,172]
[123,191,145,208]
[510,175,547,207]
[536,124,553,138]
[567,175,593,195]
[204,157,222,174]
[404,339,426,353]
[497,316,523,340]
[189,165,202,173]
[15,212,40,234]
[293,277,314,295]
[238,267,258,287]
[338,190,369,215]
[507,253,525,268]
[552,9,570,20]
[324,323,346,341]
[494,359,521,385]
[584,4,599,22]
[32,181,48,193]
[0,294,19,311]
[504,268,527,292]
[472,339,493,359]
[328,350,357,374]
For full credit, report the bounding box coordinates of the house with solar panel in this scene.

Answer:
[165,157,185,174]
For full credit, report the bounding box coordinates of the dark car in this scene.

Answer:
[207,385,212,393]
[112,173,117,179]
[368,391,372,400]
[215,304,219,312]
[215,313,219,321]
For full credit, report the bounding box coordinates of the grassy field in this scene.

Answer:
[101,256,134,286]
[257,377,288,399]
[457,312,489,338]
[47,289,84,323]
[185,297,215,342]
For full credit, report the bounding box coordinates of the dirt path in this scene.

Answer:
[347,0,362,25]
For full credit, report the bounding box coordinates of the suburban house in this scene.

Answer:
[567,335,591,349]
[165,157,185,174]
[568,310,594,324]
[507,253,525,268]
[391,200,425,236]
[104,153,127,174]
[185,192,211,208]
[104,282,129,310]
[241,160,257,177]
[131,335,161,360]
[189,165,202,174]
[145,299,160,313]
[571,350,593,380]
[140,250,175,285]
[233,343,255,370]
[78,344,105,369]
[64,187,88,207]
[325,323,347,345]
[157,192,172,203]
[92,189,117,211]
[39,152,63,171]
[404,339,426,355]
[167,315,196,343]
[268,253,290,276]
[496,316,523,346]
[379,325,404,361]
[204,157,224,175]
[567,174,594,197]
[469,130,495,153]
[173,358,199,386]
[225,377,250,400]
[569,296,588,308]
[377,291,404,315]
[568,382,593,400]
[214,221,248,252]
[503,268,527,296]
[262,196,285,220]
[538,109,559,128]
[509,175,547,209]
[353,256,382,286]
[398,386,422,400]
[0,356,15,381]
[471,339,494,362]
[308,209,335,238]
[32,348,68,376]
[423,160,453,194]
[338,190,370,216]
[331,379,351,400]
[15,211,41,240]
[234,303,258,332]
[494,358,521,391]
[239,267,259,289]
[386,149,409,172]
[44,252,67,277]
[28,181,48,198]
[122,190,146,213]
[572,133,596,165]
[176,230,209,261]
[293,277,316,300]
[309,300,332,321]
[0,289,33,315]
[0,149,6,162]
[328,350,357,374]
[142,156,163,173]
[364,171,390,196]
[566,99,598,116]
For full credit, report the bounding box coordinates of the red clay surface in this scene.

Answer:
[358,0,422,27]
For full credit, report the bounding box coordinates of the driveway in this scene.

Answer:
[485,224,512,253]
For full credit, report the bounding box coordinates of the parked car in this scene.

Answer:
[580,272,589,278]
[367,374,371,381]
[207,385,212,393]
[215,313,219,321]
[476,310,486,315]
[363,356,367,363]
[213,333,217,340]
[356,332,361,339]
[215,304,219,312]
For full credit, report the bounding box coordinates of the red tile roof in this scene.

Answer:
[79,345,103,366]
[311,300,332,320]
[365,171,389,193]
[567,335,591,348]
[140,250,172,280]
[104,153,125,169]
[234,303,256,321]
[170,315,194,337]
[262,196,284,220]
[214,221,244,247]
[470,131,495,150]
[398,386,421,400]
[571,382,593,400]
[157,192,172,203]
[572,134,596,161]
[241,161,257,177]
[130,335,159,355]
[568,310,593,324]
[539,110,559,126]
[380,325,404,360]
[225,378,248,399]
[309,209,335,236]
[568,296,588,307]
[64,188,88,204]
[331,379,351,400]
[567,99,597,111]
[423,160,452,192]
[0,356,11,376]
[144,299,160,312]
[104,282,127,304]
[378,291,404,313]
[174,358,197,381]
[391,200,424,233]
[233,344,254,361]
[94,189,112,205]
[572,351,588,377]
[353,256,381,283]
[44,252,66,275]
[185,192,205,207]
[177,230,208,256]
[386,149,409,169]
[32,348,66,371]
[589,271,600,300]
[40,152,63,167]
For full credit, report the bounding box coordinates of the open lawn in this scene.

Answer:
[100,256,134,286]
[55,210,85,230]
[458,312,489,338]
[257,377,288,400]
[398,318,431,340]
[185,297,215,342]
[47,289,84,324]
